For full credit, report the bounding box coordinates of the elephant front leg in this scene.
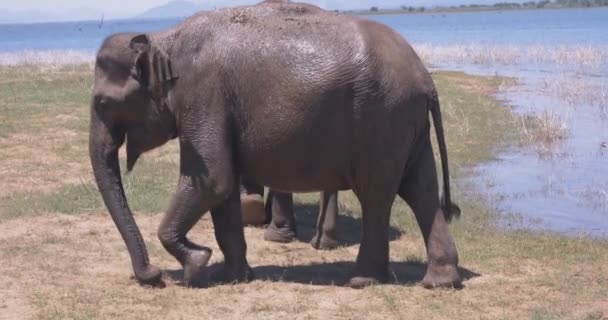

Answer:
[210,185,254,284]
[311,191,340,250]
[157,177,215,287]
[158,140,250,287]
[264,190,297,243]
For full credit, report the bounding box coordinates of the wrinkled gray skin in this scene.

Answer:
[89,0,461,289]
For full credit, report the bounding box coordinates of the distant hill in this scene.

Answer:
[137,0,203,19]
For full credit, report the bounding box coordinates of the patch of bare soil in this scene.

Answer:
[443,72,506,96]
[0,288,32,320]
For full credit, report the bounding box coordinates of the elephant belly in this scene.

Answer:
[236,96,355,193]
[237,136,353,193]
[246,166,350,193]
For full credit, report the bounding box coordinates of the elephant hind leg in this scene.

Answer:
[348,158,401,288]
[310,191,340,250]
[263,191,297,243]
[348,188,394,288]
[398,134,461,289]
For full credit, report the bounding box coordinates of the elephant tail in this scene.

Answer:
[429,89,461,223]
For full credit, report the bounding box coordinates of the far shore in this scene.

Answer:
[347,2,608,16]
[1,2,608,26]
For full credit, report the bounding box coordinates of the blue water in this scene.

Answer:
[0,18,182,53]
[1,7,607,236]
[370,7,608,46]
[1,8,608,52]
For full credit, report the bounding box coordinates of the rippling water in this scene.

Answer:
[1,7,607,236]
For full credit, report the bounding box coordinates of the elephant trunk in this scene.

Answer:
[89,110,161,285]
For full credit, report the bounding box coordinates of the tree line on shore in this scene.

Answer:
[347,0,608,14]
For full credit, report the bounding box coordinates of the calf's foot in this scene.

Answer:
[264,223,296,243]
[347,272,389,289]
[348,265,389,289]
[310,234,339,250]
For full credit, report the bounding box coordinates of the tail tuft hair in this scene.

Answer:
[441,194,461,223]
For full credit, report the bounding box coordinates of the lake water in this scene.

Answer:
[1,7,607,236]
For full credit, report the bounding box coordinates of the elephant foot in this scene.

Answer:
[134,264,164,287]
[264,224,296,243]
[310,234,339,250]
[347,268,389,289]
[347,275,388,289]
[182,248,213,287]
[421,264,462,289]
[211,263,255,285]
[241,194,266,226]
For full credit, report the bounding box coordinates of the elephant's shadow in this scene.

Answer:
[252,261,480,287]
[290,203,402,247]
[165,203,480,288]
[166,260,480,288]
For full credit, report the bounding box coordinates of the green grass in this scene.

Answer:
[0,156,179,220]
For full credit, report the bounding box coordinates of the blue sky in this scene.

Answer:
[0,0,513,22]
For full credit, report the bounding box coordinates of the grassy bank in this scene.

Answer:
[0,65,606,320]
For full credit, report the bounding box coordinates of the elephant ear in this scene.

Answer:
[129,34,178,99]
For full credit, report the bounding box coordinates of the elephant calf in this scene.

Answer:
[89,0,461,289]
[240,182,340,250]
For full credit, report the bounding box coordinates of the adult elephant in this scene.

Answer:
[240,181,340,250]
[88,0,461,289]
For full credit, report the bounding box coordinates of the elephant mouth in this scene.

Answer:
[126,132,143,172]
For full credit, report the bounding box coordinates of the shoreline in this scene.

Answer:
[351,4,608,16]
[1,5,607,26]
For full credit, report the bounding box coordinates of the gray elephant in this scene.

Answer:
[89,1,461,289]
[240,182,340,250]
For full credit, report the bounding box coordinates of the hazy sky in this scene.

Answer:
[0,0,511,15]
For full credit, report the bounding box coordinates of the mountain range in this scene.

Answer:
[137,0,203,19]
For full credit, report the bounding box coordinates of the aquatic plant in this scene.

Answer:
[415,44,608,76]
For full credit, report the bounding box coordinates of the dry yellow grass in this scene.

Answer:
[1,213,606,320]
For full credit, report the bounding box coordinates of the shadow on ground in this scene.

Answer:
[165,261,480,288]
[252,261,480,287]
[163,203,478,288]
[291,203,402,247]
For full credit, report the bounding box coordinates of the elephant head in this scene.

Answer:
[88,33,178,285]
